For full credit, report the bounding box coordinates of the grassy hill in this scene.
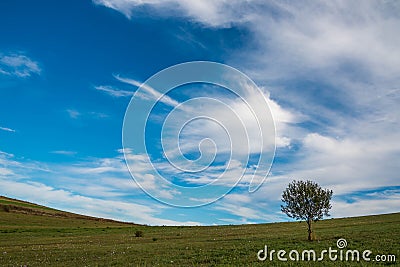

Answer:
[0,196,398,266]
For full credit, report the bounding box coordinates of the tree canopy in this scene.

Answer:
[281,180,333,240]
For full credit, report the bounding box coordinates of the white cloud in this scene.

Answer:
[249,131,400,206]
[214,190,284,223]
[159,84,284,163]
[0,150,50,176]
[216,203,262,221]
[0,167,14,176]
[95,0,400,120]
[0,151,14,157]
[297,133,400,194]
[0,53,41,78]
[93,0,260,27]
[123,151,181,199]
[94,85,134,97]
[223,1,399,213]
[66,109,109,120]
[0,126,16,132]
[238,2,400,133]
[331,190,400,218]
[89,111,109,119]
[66,109,81,119]
[114,74,181,108]
[50,150,77,156]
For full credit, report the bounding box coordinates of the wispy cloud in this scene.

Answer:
[50,150,77,156]
[114,74,181,108]
[0,52,41,78]
[94,85,134,97]
[331,188,400,218]
[0,126,16,133]
[66,109,81,119]
[66,109,109,120]
[93,0,260,27]
[89,111,109,119]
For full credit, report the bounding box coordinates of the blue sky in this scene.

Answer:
[0,0,399,225]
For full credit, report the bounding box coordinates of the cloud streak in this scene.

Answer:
[0,52,41,78]
[66,109,81,119]
[50,150,77,156]
[114,74,181,108]
[0,126,16,133]
[94,85,134,97]
[66,109,109,120]
[93,0,260,27]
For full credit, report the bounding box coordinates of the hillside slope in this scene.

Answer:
[0,196,399,266]
[0,196,135,226]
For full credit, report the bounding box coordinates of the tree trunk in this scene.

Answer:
[307,218,312,241]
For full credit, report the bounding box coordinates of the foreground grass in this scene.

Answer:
[0,197,399,266]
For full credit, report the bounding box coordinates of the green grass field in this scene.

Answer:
[0,196,399,266]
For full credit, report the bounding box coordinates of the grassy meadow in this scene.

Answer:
[0,196,399,266]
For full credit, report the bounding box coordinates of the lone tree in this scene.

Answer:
[281,180,333,241]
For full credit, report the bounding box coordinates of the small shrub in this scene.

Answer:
[2,205,10,212]
[134,230,143,237]
[152,237,157,241]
